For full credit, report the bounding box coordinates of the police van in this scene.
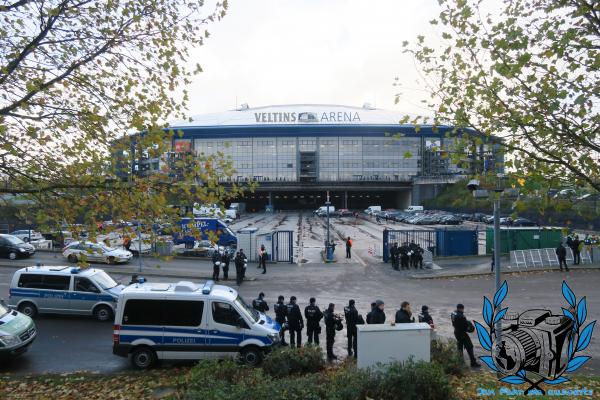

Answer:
[113,280,280,369]
[8,265,124,321]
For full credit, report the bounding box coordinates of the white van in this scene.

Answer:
[364,206,382,215]
[113,280,280,369]
[315,205,335,215]
[9,265,124,321]
[405,206,424,212]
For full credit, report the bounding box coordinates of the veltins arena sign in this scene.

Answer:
[253,111,361,124]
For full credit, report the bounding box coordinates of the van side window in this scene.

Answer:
[212,302,246,327]
[42,275,71,291]
[163,301,204,326]
[18,274,44,288]
[122,300,163,325]
[74,277,100,293]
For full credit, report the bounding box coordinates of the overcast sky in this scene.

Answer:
[185,0,443,118]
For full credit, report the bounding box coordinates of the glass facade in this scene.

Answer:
[192,136,424,183]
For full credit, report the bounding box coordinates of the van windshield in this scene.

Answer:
[92,271,118,290]
[234,295,259,323]
[0,303,8,318]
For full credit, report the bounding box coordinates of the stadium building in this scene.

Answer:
[134,104,502,211]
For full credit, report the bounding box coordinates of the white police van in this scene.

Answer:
[113,280,281,369]
[8,265,124,321]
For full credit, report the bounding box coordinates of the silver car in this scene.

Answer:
[63,241,133,264]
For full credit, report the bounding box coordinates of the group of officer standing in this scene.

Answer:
[251,293,480,367]
[389,241,425,270]
[211,247,249,285]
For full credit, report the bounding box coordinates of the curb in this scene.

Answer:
[409,265,600,280]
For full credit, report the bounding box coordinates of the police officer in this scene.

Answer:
[399,243,410,270]
[221,248,230,280]
[370,300,386,324]
[409,241,419,269]
[252,292,269,313]
[418,305,434,328]
[286,296,304,348]
[556,242,569,271]
[258,244,267,274]
[451,304,481,368]
[390,242,399,270]
[274,295,288,346]
[304,297,323,345]
[211,248,221,281]
[344,299,358,357]
[234,250,245,285]
[323,303,338,360]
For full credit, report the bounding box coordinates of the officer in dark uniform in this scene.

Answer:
[252,292,269,313]
[234,250,245,285]
[344,299,359,357]
[409,241,419,269]
[274,295,288,346]
[451,304,481,368]
[323,303,338,360]
[556,243,569,271]
[418,305,434,328]
[399,243,410,270]
[304,297,323,345]
[390,242,399,270]
[211,249,220,281]
[286,296,304,348]
[221,249,230,280]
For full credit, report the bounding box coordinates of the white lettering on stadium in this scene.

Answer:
[253,111,360,124]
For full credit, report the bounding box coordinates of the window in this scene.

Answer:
[18,274,70,290]
[212,301,246,327]
[122,300,163,325]
[163,300,204,326]
[18,274,44,289]
[74,277,99,293]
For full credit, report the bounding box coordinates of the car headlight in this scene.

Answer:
[18,248,26,252]
[267,333,279,343]
[0,335,21,347]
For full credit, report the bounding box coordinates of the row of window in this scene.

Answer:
[18,274,99,293]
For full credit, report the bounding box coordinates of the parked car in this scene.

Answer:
[9,230,43,243]
[337,209,354,217]
[439,215,463,225]
[512,218,537,227]
[499,217,513,226]
[0,234,36,260]
[0,300,36,359]
[63,241,133,264]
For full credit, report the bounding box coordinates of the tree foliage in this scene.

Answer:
[403,0,600,191]
[0,0,250,239]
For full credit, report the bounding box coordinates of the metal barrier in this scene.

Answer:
[510,247,594,269]
[253,230,294,263]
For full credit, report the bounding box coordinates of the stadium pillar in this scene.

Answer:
[344,191,348,209]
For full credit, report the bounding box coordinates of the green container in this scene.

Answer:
[485,227,563,254]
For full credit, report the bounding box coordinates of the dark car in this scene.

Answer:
[512,218,537,227]
[0,234,36,260]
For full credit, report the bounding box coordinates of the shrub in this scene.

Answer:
[262,345,325,378]
[431,338,467,377]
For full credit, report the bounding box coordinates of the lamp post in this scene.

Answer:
[325,200,331,246]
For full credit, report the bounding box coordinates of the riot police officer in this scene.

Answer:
[409,241,419,269]
[304,297,323,345]
[221,248,230,280]
[399,243,410,270]
[252,292,269,313]
[390,242,399,270]
[451,304,481,368]
[344,299,359,357]
[234,250,245,285]
[286,296,304,348]
[324,303,338,360]
[211,249,221,281]
[274,295,288,346]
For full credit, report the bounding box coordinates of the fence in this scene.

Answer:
[244,230,294,263]
[382,229,478,262]
[510,247,594,270]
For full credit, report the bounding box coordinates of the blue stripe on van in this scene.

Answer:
[10,288,115,302]
[119,329,271,345]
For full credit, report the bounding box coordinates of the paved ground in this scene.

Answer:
[1,252,599,375]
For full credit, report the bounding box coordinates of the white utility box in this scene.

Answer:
[357,322,431,369]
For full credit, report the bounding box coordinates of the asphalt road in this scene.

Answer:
[1,256,599,375]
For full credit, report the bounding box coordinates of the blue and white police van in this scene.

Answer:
[8,265,124,321]
[112,280,280,369]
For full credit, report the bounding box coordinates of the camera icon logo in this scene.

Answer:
[475,281,596,395]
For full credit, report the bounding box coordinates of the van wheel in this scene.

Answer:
[93,305,113,322]
[241,346,262,366]
[131,347,156,369]
[18,302,37,318]
[68,254,78,263]
[8,252,17,260]
[107,256,116,264]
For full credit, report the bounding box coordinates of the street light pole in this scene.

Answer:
[493,195,502,340]
[325,201,331,246]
